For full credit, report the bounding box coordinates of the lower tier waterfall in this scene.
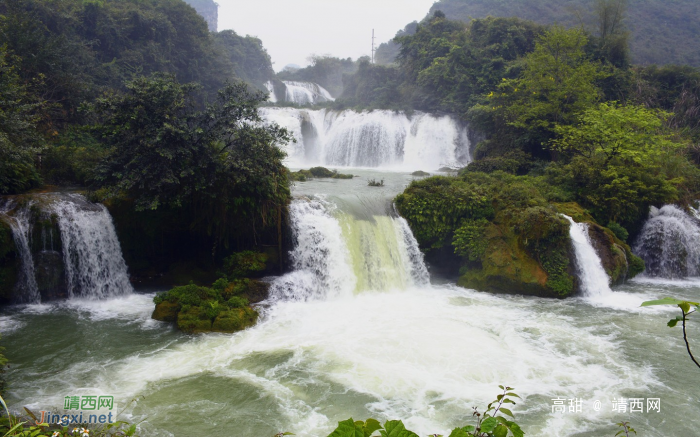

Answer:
[0,193,132,302]
[260,107,471,170]
[634,204,700,278]
[563,215,613,297]
[270,196,429,301]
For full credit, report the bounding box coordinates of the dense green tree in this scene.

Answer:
[213,30,275,88]
[498,26,604,134]
[550,102,678,166]
[0,46,43,194]
[93,73,291,243]
[338,60,405,109]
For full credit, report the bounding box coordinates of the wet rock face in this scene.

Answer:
[0,218,18,303]
[35,250,67,301]
[587,223,629,285]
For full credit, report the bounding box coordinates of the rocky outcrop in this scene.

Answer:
[395,174,644,298]
[151,279,268,334]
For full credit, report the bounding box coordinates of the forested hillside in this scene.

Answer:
[425,0,700,67]
[0,0,287,267]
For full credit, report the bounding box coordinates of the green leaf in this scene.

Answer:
[510,423,525,437]
[379,420,419,437]
[480,417,498,433]
[499,407,515,418]
[361,419,382,437]
[668,317,682,327]
[680,302,691,314]
[448,428,469,437]
[493,424,509,437]
[641,297,698,307]
[328,418,363,437]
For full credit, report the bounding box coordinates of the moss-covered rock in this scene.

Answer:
[177,306,213,334]
[396,171,644,298]
[212,308,258,333]
[411,171,430,177]
[586,221,643,284]
[152,300,180,322]
[152,278,264,333]
[289,167,354,182]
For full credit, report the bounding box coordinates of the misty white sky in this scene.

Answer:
[218,0,437,71]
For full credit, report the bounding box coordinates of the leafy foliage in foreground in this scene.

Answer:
[642,297,700,369]
[318,387,523,437]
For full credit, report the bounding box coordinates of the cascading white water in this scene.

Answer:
[270,197,430,301]
[634,205,700,278]
[562,215,612,297]
[260,107,471,169]
[264,80,334,105]
[51,194,133,299]
[284,81,334,105]
[264,80,278,103]
[396,217,430,286]
[270,198,356,301]
[0,201,40,303]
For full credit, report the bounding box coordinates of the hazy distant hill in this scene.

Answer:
[424,0,700,66]
[183,0,218,32]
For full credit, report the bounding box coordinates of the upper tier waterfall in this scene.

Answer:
[563,215,613,297]
[264,80,335,105]
[260,107,471,170]
[634,204,700,278]
[0,193,133,302]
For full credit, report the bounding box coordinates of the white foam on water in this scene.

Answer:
[28,285,654,436]
[59,293,161,328]
[0,315,24,334]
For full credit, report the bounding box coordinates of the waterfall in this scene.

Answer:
[259,107,471,170]
[634,205,700,278]
[0,193,133,302]
[51,194,132,299]
[562,215,612,297]
[270,197,430,301]
[264,81,277,103]
[264,80,334,105]
[1,200,40,303]
[396,216,430,286]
